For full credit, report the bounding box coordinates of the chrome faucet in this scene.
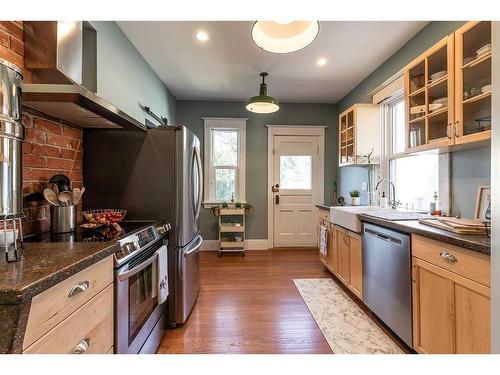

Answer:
[375,178,400,209]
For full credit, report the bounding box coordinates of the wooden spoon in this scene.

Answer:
[74,187,85,205]
[72,188,80,206]
[43,188,59,206]
[58,191,73,206]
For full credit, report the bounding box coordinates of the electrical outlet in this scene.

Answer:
[361,183,367,191]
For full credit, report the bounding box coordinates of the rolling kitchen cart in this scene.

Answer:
[218,208,245,257]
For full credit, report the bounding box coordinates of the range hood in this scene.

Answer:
[22,21,146,131]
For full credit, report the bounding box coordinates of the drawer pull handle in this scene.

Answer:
[68,281,90,297]
[440,252,457,263]
[73,338,90,354]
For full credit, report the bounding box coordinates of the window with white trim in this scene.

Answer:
[203,118,246,205]
[382,92,449,213]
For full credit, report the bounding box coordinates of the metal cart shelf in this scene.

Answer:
[218,208,246,257]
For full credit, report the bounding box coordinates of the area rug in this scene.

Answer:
[293,278,403,354]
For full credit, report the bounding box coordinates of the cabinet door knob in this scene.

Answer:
[440,251,457,263]
[73,338,90,354]
[68,281,90,297]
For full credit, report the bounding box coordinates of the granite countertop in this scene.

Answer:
[316,203,334,210]
[0,241,120,305]
[360,214,490,255]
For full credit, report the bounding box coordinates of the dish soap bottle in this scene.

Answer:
[380,192,388,208]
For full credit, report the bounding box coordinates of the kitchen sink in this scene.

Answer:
[330,206,428,233]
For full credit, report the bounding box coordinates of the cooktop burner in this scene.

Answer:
[24,220,159,243]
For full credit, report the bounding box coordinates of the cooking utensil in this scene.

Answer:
[58,191,73,206]
[43,188,60,206]
[72,188,80,206]
[74,187,85,205]
[49,174,71,193]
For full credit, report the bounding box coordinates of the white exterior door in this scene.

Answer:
[272,135,319,247]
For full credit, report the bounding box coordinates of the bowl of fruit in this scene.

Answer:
[83,209,127,225]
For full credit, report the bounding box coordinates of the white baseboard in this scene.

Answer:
[200,239,269,251]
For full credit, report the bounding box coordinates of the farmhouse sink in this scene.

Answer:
[330,206,430,233]
[330,206,394,233]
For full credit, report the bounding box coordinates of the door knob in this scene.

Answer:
[272,184,280,193]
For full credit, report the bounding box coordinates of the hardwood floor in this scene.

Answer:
[157,248,333,354]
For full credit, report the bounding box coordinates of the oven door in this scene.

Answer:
[115,240,166,354]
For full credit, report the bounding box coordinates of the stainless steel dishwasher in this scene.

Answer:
[362,222,412,347]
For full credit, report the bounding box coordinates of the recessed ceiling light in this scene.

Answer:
[317,58,327,66]
[196,31,209,42]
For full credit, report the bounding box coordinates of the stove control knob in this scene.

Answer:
[157,223,171,235]
[122,241,136,254]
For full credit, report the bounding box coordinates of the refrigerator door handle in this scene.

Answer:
[194,145,203,221]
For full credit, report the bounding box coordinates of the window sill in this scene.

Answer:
[203,201,247,209]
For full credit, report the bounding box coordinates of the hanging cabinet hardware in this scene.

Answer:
[73,338,90,354]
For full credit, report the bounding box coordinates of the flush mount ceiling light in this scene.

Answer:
[246,72,279,114]
[196,31,209,42]
[251,21,320,54]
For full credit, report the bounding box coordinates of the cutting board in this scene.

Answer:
[419,218,487,234]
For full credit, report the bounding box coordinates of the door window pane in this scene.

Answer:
[280,155,312,189]
[391,99,405,154]
[215,168,236,201]
[212,130,238,166]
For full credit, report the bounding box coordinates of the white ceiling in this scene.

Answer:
[118,21,428,103]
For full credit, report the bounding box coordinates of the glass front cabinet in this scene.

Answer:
[404,21,491,152]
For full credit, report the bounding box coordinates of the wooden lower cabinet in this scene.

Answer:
[333,226,363,300]
[412,247,491,353]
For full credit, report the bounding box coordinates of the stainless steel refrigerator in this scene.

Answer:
[84,125,202,325]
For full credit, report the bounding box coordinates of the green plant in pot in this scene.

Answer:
[350,190,361,206]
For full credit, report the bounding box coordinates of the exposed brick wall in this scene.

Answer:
[22,114,83,236]
[0,22,24,69]
[1,21,84,236]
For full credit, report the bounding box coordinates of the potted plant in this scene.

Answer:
[350,190,361,206]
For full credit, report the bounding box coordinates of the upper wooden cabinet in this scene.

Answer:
[338,104,380,167]
[454,21,491,144]
[404,21,491,152]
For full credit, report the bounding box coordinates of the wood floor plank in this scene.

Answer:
[157,248,333,354]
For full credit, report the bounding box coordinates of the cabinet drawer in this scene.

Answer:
[319,209,330,222]
[412,235,490,287]
[24,284,113,354]
[23,255,113,349]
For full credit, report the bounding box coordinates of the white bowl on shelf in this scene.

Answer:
[429,103,443,111]
[432,97,448,106]
[463,56,475,65]
[476,43,491,57]
[430,71,447,82]
[481,84,491,93]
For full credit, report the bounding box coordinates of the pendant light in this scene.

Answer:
[246,72,279,114]
[251,21,320,54]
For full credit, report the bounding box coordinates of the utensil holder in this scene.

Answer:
[51,205,77,233]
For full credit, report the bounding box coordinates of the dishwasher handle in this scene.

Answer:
[365,228,402,245]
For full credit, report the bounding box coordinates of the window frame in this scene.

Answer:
[203,118,247,206]
[380,91,450,214]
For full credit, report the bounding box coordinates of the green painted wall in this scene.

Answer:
[90,21,177,124]
[335,21,491,217]
[176,100,338,240]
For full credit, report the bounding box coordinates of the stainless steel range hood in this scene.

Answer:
[22,21,146,131]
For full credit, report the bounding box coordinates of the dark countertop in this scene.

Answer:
[360,214,490,255]
[316,203,334,210]
[0,241,119,353]
[0,241,119,305]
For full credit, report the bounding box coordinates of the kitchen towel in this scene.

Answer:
[156,244,169,304]
[319,225,328,255]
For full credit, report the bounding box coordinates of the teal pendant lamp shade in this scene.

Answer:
[246,72,280,114]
